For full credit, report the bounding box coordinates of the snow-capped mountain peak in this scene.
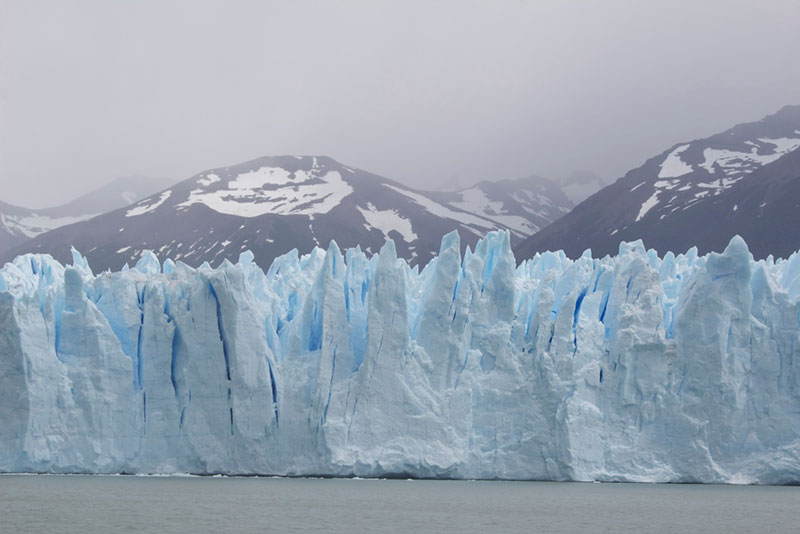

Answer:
[516,104,800,260]
[424,175,573,238]
[4,155,573,271]
[631,124,800,224]
[0,175,174,254]
[558,170,608,204]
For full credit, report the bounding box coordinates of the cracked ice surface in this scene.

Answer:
[1,232,800,483]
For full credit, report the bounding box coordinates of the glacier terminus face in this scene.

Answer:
[1,231,800,483]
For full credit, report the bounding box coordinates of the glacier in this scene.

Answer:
[1,231,800,483]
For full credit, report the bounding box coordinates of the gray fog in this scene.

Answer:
[2,0,799,208]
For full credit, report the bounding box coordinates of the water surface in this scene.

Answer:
[1,475,798,533]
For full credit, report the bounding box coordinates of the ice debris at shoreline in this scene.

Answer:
[1,231,800,483]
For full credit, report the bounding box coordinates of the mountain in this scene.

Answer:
[41,175,176,217]
[0,176,174,253]
[3,231,799,482]
[1,156,571,271]
[515,105,800,260]
[559,170,608,204]
[425,176,573,238]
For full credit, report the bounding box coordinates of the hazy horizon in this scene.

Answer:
[2,0,800,209]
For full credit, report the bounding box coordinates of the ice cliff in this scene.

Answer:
[2,231,800,483]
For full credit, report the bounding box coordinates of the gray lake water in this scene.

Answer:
[1,475,799,533]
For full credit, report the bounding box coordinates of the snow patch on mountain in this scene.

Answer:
[383,184,494,234]
[658,144,693,179]
[177,167,353,217]
[510,190,560,216]
[0,213,99,239]
[700,137,800,176]
[635,191,661,221]
[126,190,172,217]
[449,187,504,215]
[760,136,800,154]
[638,133,800,223]
[448,187,537,236]
[357,203,417,243]
[197,173,221,187]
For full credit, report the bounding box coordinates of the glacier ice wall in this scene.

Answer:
[1,231,800,483]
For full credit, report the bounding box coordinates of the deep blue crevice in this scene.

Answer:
[599,291,610,324]
[54,311,61,358]
[268,360,279,425]
[344,278,351,320]
[665,307,676,340]
[360,278,369,304]
[207,281,231,381]
[452,277,461,305]
[285,291,299,322]
[593,267,604,292]
[323,348,337,422]
[265,317,279,357]
[170,327,180,397]
[573,287,587,329]
[228,387,233,435]
[162,295,181,399]
[136,325,144,389]
[572,287,588,354]
[481,243,498,290]
[135,286,147,391]
[530,324,540,345]
[309,299,322,351]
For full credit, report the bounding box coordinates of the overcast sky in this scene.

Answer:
[2,0,800,208]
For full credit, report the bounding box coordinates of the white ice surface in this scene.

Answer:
[2,233,800,483]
